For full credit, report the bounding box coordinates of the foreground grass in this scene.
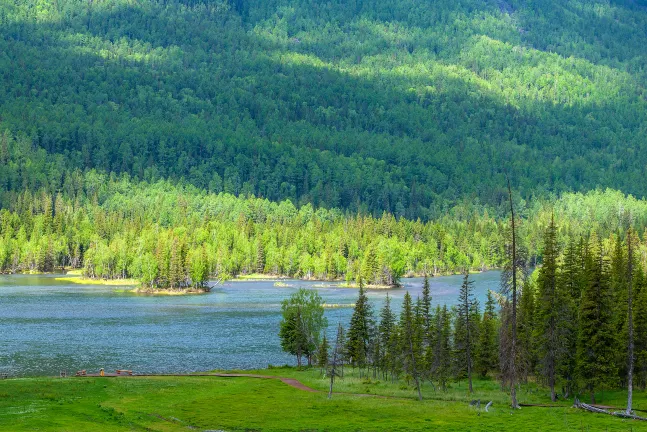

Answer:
[0,373,644,431]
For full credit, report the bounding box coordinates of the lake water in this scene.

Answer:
[0,272,501,377]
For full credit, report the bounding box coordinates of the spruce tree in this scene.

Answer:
[421,275,432,335]
[534,215,567,401]
[633,268,647,390]
[454,272,478,392]
[558,236,583,397]
[317,334,329,373]
[577,238,617,403]
[518,279,536,382]
[346,281,373,374]
[421,275,434,381]
[431,304,452,391]
[610,235,628,383]
[475,291,499,377]
[400,291,423,400]
[378,293,396,380]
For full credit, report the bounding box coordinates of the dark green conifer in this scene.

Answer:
[346,281,373,374]
[577,238,617,403]
[534,215,568,401]
[475,291,499,377]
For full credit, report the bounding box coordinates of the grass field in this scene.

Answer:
[1,369,646,431]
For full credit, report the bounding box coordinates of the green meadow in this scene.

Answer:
[0,369,644,431]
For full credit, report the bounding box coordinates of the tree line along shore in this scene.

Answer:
[279,210,647,412]
[1,167,647,292]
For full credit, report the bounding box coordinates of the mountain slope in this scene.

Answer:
[1,0,647,217]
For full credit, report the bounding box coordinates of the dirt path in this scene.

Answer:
[82,372,321,393]
[80,372,410,398]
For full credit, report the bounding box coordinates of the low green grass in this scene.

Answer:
[0,372,644,431]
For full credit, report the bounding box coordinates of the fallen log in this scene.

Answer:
[573,398,647,421]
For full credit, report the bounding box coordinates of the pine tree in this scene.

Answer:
[421,275,434,382]
[558,236,582,397]
[534,215,568,401]
[454,272,478,392]
[577,238,617,403]
[378,293,396,380]
[346,281,373,374]
[256,238,265,274]
[169,238,183,289]
[518,279,536,382]
[475,291,499,377]
[610,235,628,383]
[317,334,330,373]
[421,275,432,335]
[400,291,423,400]
[633,268,647,390]
[431,304,452,391]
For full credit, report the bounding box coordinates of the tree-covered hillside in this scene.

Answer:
[1,0,647,218]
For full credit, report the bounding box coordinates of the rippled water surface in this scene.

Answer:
[0,272,501,376]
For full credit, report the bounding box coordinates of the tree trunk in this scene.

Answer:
[508,180,520,409]
[627,229,635,415]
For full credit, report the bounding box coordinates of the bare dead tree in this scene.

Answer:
[627,226,635,415]
[499,179,528,409]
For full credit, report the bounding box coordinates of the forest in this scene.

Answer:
[1,0,647,219]
[280,216,647,410]
[1,130,647,289]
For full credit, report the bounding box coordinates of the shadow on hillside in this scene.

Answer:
[0,1,646,215]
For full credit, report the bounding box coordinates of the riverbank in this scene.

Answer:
[0,368,639,431]
[54,276,139,286]
[130,287,209,295]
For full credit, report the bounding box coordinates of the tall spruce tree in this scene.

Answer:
[378,293,397,380]
[317,334,330,374]
[421,275,433,381]
[431,304,452,391]
[346,281,373,375]
[557,236,581,398]
[475,291,499,377]
[517,279,536,383]
[421,275,432,335]
[400,291,423,400]
[455,272,478,393]
[610,235,629,384]
[634,268,647,390]
[534,215,567,401]
[577,237,617,403]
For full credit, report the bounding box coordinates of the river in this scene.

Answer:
[0,271,502,376]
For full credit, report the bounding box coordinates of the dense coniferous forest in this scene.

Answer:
[1,0,647,219]
[281,224,647,406]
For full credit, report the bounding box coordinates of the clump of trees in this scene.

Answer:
[279,288,328,367]
[302,222,647,409]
